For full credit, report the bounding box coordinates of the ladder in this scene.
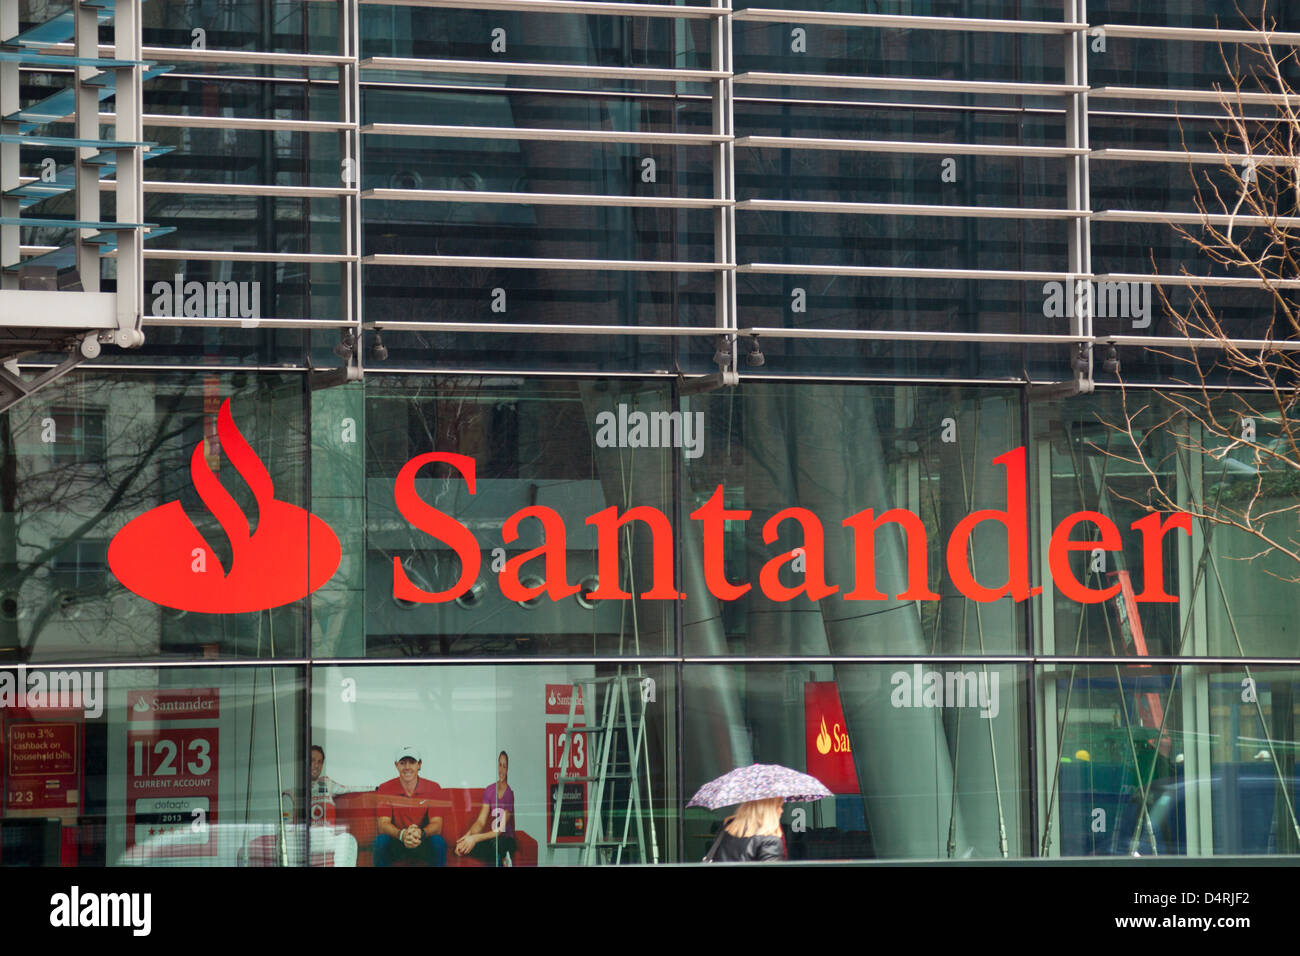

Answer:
[550,672,659,865]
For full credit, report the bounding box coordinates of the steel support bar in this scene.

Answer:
[74,0,101,292]
[0,2,18,289]
[1063,0,1092,394]
[0,352,85,416]
[113,0,144,346]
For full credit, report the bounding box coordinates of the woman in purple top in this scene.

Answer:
[455,750,516,865]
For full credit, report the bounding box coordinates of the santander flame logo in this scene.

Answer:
[108,399,341,613]
[815,717,832,755]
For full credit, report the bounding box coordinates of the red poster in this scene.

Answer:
[545,683,588,844]
[127,689,221,721]
[4,721,81,812]
[124,690,220,858]
[545,683,585,716]
[804,682,859,795]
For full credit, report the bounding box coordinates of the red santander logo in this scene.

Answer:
[108,399,340,613]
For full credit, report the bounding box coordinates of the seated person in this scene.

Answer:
[455,750,516,866]
[374,745,446,867]
[309,744,368,827]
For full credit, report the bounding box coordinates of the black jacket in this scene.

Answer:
[706,831,785,862]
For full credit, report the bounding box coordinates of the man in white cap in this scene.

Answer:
[373,745,446,866]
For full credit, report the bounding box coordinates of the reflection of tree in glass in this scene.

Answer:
[1097,10,1300,583]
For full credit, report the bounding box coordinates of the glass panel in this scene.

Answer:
[353,376,675,657]
[1032,390,1300,659]
[733,21,1063,86]
[360,9,712,71]
[1090,2,1300,34]
[684,662,1029,861]
[309,662,674,866]
[142,0,339,57]
[1044,664,1300,856]
[0,372,310,662]
[0,665,305,867]
[682,382,1027,656]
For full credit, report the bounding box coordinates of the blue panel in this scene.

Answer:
[0,217,153,229]
[6,165,108,208]
[0,5,112,50]
[3,225,174,273]
[5,142,173,208]
[85,225,173,245]
[85,144,174,166]
[6,66,173,131]
[0,134,153,148]
[0,51,146,68]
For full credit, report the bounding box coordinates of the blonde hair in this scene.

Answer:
[723,797,785,838]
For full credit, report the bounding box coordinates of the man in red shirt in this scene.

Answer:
[374,745,446,866]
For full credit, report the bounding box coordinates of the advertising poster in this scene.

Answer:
[124,689,220,858]
[804,681,859,795]
[3,718,82,816]
[545,684,587,843]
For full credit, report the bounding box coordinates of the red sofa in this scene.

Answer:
[333,787,537,867]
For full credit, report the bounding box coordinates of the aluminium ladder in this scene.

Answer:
[549,672,659,865]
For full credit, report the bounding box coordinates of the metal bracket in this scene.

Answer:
[308,363,363,391]
[678,369,739,395]
[0,352,85,416]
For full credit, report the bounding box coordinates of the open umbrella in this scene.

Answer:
[687,763,832,810]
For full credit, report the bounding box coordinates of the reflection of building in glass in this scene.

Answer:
[0,0,1298,866]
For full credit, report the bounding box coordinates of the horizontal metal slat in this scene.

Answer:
[1091,85,1300,105]
[1096,23,1300,46]
[1096,272,1300,289]
[736,199,1085,219]
[740,263,1080,281]
[360,0,728,17]
[1091,148,1298,165]
[364,254,730,271]
[1093,209,1300,227]
[362,123,730,144]
[137,114,353,132]
[133,249,356,263]
[736,135,1086,157]
[363,188,726,207]
[141,46,352,67]
[140,316,347,329]
[100,181,357,198]
[361,56,726,82]
[732,10,1083,34]
[371,321,726,335]
[735,72,1085,96]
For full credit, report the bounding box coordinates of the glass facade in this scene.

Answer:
[2,0,1299,866]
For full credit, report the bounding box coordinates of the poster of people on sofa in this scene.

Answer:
[308,664,614,867]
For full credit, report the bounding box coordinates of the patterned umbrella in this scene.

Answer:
[686,763,832,810]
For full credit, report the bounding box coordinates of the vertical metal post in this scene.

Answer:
[711,0,734,348]
[1179,437,1213,855]
[114,0,144,344]
[74,0,101,293]
[339,0,363,372]
[1064,0,1092,391]
[1034,429,1061,855]
[0,2,19,289]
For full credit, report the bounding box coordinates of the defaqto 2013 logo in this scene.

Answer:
[107,399,341,613]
